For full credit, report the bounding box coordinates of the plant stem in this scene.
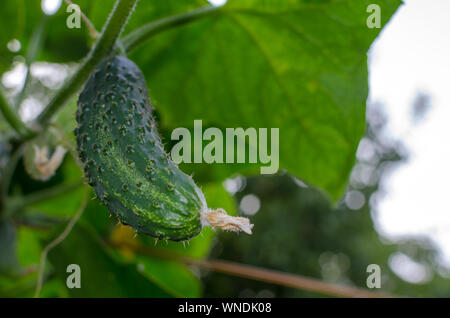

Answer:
[0,89,32,139]
[122,5,220,53]
[35,0,138,132]
[109,240,396,298]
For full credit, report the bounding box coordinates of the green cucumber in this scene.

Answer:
[75,56,252,241]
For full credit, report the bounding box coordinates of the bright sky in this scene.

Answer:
[368,0,450,269]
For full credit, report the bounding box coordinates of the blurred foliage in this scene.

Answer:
[204,106,450,297]
[2,0,448,299]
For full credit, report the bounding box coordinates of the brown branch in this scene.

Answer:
[108,240,396,298]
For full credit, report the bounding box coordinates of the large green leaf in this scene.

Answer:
[130,0,401,199]
[47,224,174,297]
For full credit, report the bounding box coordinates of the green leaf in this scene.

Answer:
[24,158,84,219]
[47,224,174,297]
[0,228,47,297]
[0,0,25,73]
[0,220,18,274]
[17,227,42,267]
[134,256,202,297]
[130,0,401,199]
